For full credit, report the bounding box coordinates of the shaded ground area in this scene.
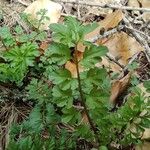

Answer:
[0,0,150,150]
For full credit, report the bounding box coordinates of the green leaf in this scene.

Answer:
[49,69,71,84]
[86,88,109,109]
[35,31,47,41]
[81,44,108,68]
[81,22,98,35]
[99,146,108,150]
[18,136,33,150]
[46,43,71,65]
[28,106,43,133]
[83,68,108,86]
[4,42,39,67]
[0,26,15,47]
[144,80,150,92]
[15,25,24,34]
[50,17,98,47]
[140,118,150,128]
[75,124,94,140]
[50,23,74,47]
[46,104,60,124]
[0,26,12,39]
[62,107,81,124]
[52,86,73,108]
[26,78,52,103]
[49,68,78,91]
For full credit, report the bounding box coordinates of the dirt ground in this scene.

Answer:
[0,0,150,150]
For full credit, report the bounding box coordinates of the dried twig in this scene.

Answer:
[55,0,150,12]
[123,17,150,62]
[106,54,125,69]
[90,25,124,43]
[17,0,29,7]
[124,25,150,41]
[76,0,81,19]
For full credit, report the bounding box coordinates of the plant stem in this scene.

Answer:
[0,37,8,51]
[74,45,100,146]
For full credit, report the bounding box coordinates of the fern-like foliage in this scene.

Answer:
[1,14,149,150]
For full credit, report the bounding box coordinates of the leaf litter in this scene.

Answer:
[0,0,150,149]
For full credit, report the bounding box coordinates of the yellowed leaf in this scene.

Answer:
[24,0,62,30]
[97,31,144,65]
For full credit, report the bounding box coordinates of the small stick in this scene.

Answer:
[106,54,124,69]
[90,25,124,43]
[76,0,81,19]
[123,17,150,61]
[17,0,30,6]
[124,25,150,41]
[55,0,150,12]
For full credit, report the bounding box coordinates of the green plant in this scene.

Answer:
[0,10,48,85]
[0,14,149,150]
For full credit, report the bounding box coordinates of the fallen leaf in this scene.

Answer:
[128,0,140,17]
[136,141,150,150]
[40,41,48,50]
[24,0,62,30]
[81,111,89,124]
[139,0,150,22]
[88,0,121,16]
[110,73,131,104]
[142,129,150,140]
[128,0,150,22]
[96,57,122,73]
[100,10,123,31]
[97,31,144,65]
[86,10,123,39]
[65,61,84,78]
[77,10,124,52]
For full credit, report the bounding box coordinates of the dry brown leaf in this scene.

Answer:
[81,111,89,124]
[139,0,150,22]
[136,141,150,150]
[40,42,48,50]
[96,57,122,73]
[77,10,124,52]
[94,0,121,4]
[128,0,150,22]
[97,31,144,65]
[24,0,62,30]
[128,0,140,16]
[86,10,123,39]
[110,73,131,104]
[100,10,123,31]
[88,0,121,16]
[142,129,150,140]
[39,41,49,54]
[65,61,84,78]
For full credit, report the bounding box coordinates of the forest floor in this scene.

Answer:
[0,0,150,150]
